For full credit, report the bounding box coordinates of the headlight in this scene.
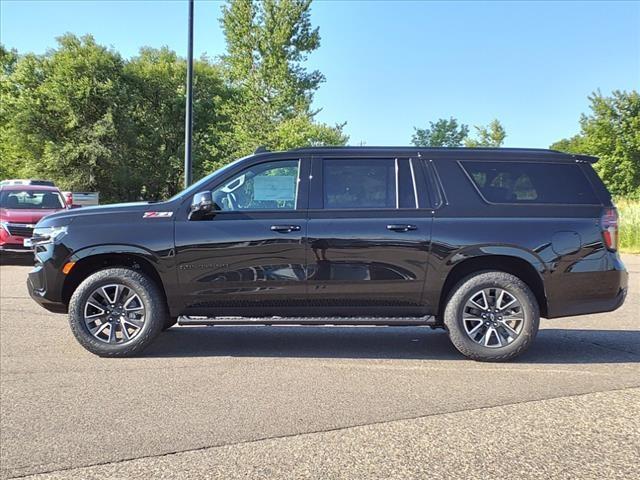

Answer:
[0,221,9,234]
[24,225,68,247]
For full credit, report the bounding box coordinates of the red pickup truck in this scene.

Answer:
[0,183,67,253]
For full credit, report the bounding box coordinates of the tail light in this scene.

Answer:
[601,207,618,251]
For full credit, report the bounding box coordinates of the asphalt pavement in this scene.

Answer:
[1,255,639,479]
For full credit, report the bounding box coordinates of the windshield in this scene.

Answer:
[167,155,250,203]
[0,190,65,210]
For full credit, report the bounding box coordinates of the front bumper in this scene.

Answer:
[27,271,68,313]
[1,225,35,253]
[1,232,34,253]
[1,244,34,253]
[26,244,69,314]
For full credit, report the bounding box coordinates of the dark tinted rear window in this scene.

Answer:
[322,158,419,209]
[460,161,599,205]
[323,159,396,209]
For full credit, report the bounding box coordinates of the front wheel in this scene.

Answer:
[68,268,167,357]
[162,317,178,331]
[444,271,540,361]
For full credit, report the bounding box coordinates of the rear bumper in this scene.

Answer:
[546,252,628,318]
[548,285,627,318]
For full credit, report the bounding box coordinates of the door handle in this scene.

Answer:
[270,225,301,233]
[387,224,417,232]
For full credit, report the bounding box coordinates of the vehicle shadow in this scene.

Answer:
[143,326,640,364]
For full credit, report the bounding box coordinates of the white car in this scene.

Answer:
[62,191,100,208]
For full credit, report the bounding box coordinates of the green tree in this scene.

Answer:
[411,117,469,147]
[123,48,231,198]
[1,38,232,200]
[219,0,346,158]
[1,35,130,202]
[0,45,21,179]
[1,2,347,201]
[551,90,640,197]
[465,119,506,147]
[549,134,585,154]
[269,114,347,149]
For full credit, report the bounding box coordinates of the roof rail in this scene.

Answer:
[254,146,269,154]
[283,146,599,163]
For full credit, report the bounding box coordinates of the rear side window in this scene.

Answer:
[322,159,418,209]
[460,161,599,205]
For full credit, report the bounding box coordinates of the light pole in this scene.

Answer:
[184,0,194,188]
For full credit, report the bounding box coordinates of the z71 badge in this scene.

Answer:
[143,211,173,218]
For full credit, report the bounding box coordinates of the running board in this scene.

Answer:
[178,315,436,327]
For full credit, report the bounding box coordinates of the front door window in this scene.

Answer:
[211,160,300,211]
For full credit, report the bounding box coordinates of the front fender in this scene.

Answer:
[68,244,162,266]
[60,244,178,313]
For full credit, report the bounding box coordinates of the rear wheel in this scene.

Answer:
[68,268,166,357]
[444,271,539,361]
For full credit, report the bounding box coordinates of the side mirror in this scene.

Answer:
[189,191,215,220]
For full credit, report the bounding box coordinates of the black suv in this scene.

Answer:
[26,147,628,361]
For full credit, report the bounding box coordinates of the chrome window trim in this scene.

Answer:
[394,158,400,209]
[409,158,419,209]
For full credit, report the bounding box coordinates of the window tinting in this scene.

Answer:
[460,161,599,205]
[398,159,418,208]
[211,160,299,211]
[323,159,397,209]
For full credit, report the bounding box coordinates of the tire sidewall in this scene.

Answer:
[444,271,540,361]
[69,268,165,356]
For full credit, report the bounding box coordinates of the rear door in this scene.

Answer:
[305,154,434,316]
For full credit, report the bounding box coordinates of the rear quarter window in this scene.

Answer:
[460,161,599,205]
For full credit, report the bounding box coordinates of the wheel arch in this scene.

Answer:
[437,253,548,319]
[61,246,168,309]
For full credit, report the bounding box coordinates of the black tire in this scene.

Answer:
[444,271,539,362]
[162,317,178,331]
[68,268,167,357]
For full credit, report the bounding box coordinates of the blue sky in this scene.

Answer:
[1,0,639,148]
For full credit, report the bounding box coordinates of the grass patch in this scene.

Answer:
[617,198,640,254]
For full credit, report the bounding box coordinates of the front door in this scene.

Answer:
[306,156,434,317]
[174,158,309,316]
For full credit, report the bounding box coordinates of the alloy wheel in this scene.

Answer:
[83,284,146,344]
[462,287,524,348]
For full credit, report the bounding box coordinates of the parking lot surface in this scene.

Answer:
[1,255,639,479]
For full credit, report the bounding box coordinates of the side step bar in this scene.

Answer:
[178,315,437,327]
